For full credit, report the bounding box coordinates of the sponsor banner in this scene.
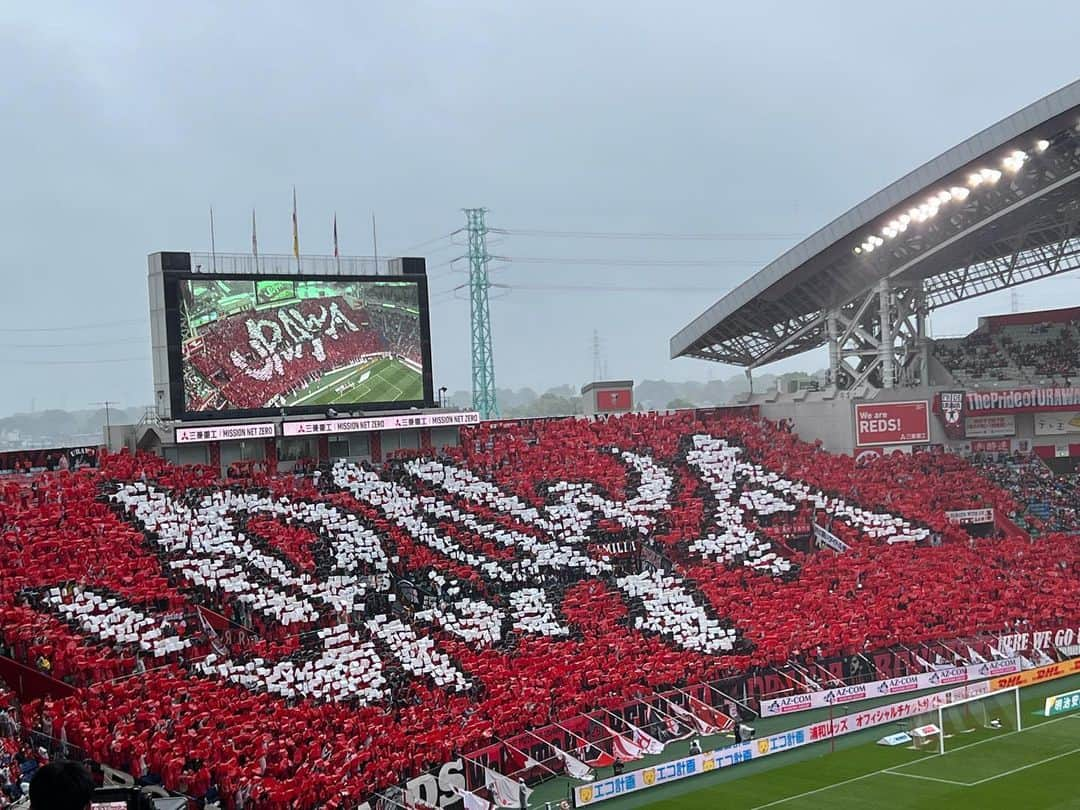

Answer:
[873,675,920,697]
[989,657,1080,692]
[811,523,850,553]
[965,414,1016,438]
[1044,689,1080,717]
[283,411,481,437]
[578,683,989,804]
[854,401,930,447]
[944,508,995,526]
[821,683,869,708]
[574,749,737,806]
[970,439,1011,453]
[1034,412,1080,436]
[964,387,1080,415]
[175,422,276,443]
[761,658,1023,718]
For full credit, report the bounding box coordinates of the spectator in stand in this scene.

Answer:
[974,452,1079,534]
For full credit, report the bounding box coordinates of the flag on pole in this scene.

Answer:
[251,209,259,258]
[291,187,300,259]
[209,206,217,271]
[333,213,340,258]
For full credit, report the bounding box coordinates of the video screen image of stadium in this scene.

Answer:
[179,277,424,412]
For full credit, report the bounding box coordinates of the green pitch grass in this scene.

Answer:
[282,357,422,406]
[531,676,1080,810]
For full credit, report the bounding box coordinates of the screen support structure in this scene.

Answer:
[465,208,499,419]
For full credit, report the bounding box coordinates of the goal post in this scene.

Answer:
[934,686,1021,755]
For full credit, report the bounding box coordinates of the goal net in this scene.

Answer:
[928,687,1021,755]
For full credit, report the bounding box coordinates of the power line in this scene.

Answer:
[0,318,148,333]
[490,227,803,241]
[0,357,149,366]
[493,282,730,294]
[393,229,464,255]
[0,337,147,349]
[496,256,765,267]
[430,282,728,298]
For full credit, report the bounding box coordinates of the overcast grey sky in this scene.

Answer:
[3,2,1080,414]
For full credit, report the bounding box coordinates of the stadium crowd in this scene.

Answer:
[934,318,1080,385]
[364,307,421,368]
[0,413,1077,807]
[974,451,1080,534]
[1001,322,1080,381]
[933,332,1011,382]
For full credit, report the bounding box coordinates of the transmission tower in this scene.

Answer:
[465,208,499,418]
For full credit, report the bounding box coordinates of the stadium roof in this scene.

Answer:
[672,79,1080,368]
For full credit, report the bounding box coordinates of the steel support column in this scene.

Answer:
[878,279,894,389]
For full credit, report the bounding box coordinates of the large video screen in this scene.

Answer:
[168,274,431,417]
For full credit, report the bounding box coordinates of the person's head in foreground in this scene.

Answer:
[30,761,95,810]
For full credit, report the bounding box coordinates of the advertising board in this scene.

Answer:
[1034,412,1080,436]
[760,657,1022,717]
[854,401,930,447]
[964,414,1016,438]
[282,411,480,437]
[175,422,277,443]
[989,657,1080,692]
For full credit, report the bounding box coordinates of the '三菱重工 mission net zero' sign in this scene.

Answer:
[282,411,481,437]
[176,423,277,443]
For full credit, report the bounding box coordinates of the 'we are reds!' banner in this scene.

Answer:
[854,401,930,447]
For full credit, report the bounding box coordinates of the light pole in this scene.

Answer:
[94,401,115,449]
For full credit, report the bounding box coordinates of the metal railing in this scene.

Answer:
[190,252,393,276]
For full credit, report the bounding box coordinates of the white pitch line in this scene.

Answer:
[289,362,374,405]
[967,746,1080,785]
[881,769,970,786]
[746,713,1080,809]
[373,369,404,398]
[746,771,884,809]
